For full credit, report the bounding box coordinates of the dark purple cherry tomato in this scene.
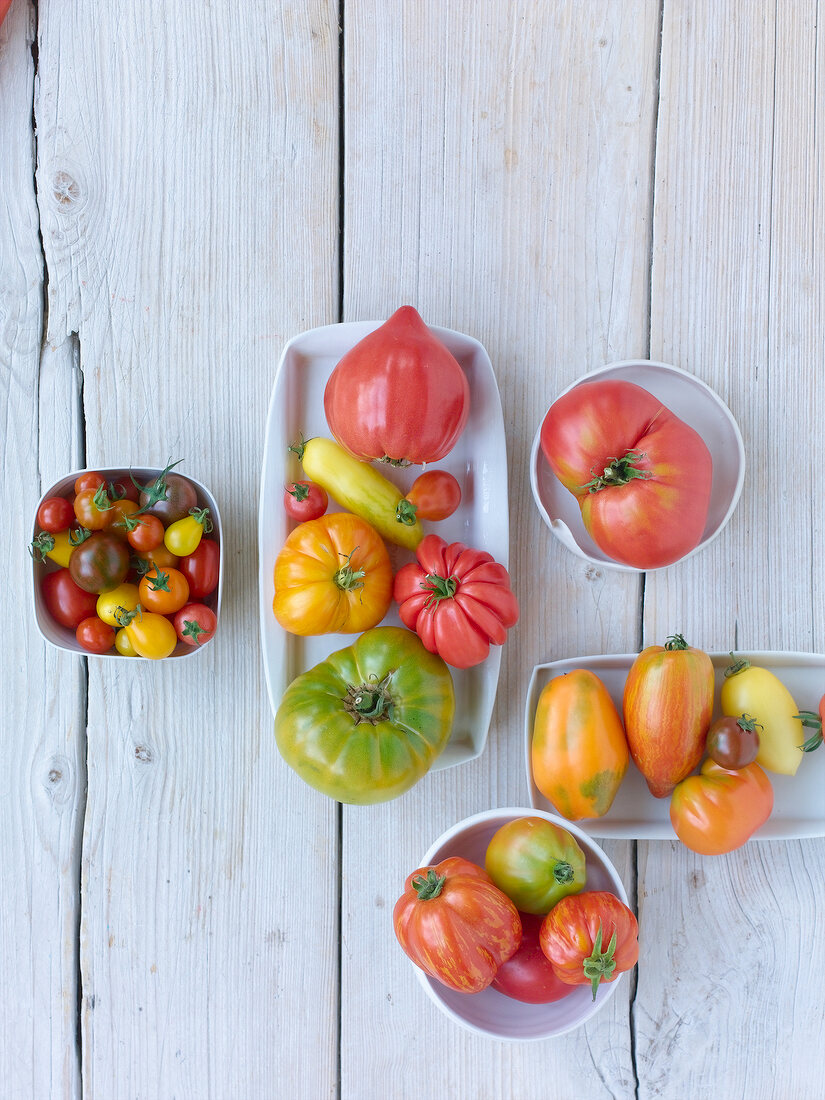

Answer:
[37,496,76,533]
[706,714,761,769]
[76,617,116,654]
[69,532,130,594]
[283,480,328,522]
[138,465,199,525]
[491,912,574,1004]
[41,569,99,629]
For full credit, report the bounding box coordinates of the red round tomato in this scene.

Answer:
[73,487,113,530]
[76,617,116,654]
[74,471,106,494]
[173,603,217,646]
[403,470,462,521]
[539,379,713,569]
[393,534,519,668]
[179,538,220,598]
[125,513,165,552]
[540,891,639,1001]
[323,306,470,465]
[492,913,575,1004]
[41,569,99,629]
[283,480,328,522]
[37,496,76,533]
[69,532,131,594]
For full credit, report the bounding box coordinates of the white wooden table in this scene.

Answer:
[2,2,824,1097]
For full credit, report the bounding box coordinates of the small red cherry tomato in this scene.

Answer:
[492,912,574,1004]
[126,513,166,552]
[41,569,99,629]
[404,470,462,521]
[75,617,116,654]
[37,496,76,533]
[706,714,761,769]
[74,471,106,494]
[173,603,217,646]
[284,480,329,522]
[178,538,220,599]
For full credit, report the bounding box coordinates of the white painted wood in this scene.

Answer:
[33,1,342,1096]
[640,3,825,1098]
[341,3,658,1095]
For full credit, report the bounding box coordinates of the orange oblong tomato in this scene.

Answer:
[393,856,522,993]
[669,759,774,855]
[531,670,629,820]
[273,512,392,635]
[622,634,714,798]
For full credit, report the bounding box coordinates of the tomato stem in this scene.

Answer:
[421,573,458,608]
[553,860,575,885]
[395,499,418,526]
[579,451,652,493]
[132,459,183,511]
[664,634,689,651]
[795,711,823,752]
[29,532,55,561]
[411,869,446,900]
[582,921,618,1001]
[188,507,213,532]
[333,549,366,592]
[724,652,751,677]
[343,673,395,725]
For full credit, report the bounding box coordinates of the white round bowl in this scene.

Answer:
[31,465,223,659]
[530,359,746,572]
[412,807,632,1040]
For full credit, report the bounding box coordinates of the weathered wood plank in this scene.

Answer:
[34,2,341,1096]
[640,3,825,1097]
[341,3,659,1095]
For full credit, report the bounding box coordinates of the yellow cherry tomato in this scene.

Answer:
[46,529,77,568]
[123,609,178,659]
[164,508,212,557]
[96,582,141,627]
[115,627,138,657]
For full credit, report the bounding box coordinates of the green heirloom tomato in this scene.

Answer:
[274,626,455,804]
[484,817,587,915]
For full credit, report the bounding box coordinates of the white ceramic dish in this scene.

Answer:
[530,359,746,571]
[413,807,631,1040]
[258,319,508,770]
[525,651,825,840]
[31,466,223,659]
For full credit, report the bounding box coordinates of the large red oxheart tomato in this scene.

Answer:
[492,912,574,1004]
[540,891,639,1001]
[393,534,519,669]
[539,379,713,569]
[323,306,470,465]
[393,856,522,994]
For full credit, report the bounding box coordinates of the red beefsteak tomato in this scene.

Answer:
[669,759,773,855]
[540,891,639,1001]
[393,534,519,668]
[323,306,470,465]
[393,856,522,993]
[539,379,713,568]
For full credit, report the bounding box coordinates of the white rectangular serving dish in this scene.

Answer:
[258,319,508,769]
[525,651,825,840]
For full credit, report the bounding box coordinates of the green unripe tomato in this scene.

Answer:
[485,816,587,915]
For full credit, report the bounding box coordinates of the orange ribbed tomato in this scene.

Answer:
[669,759,774,855]
[623,634,714,798]
[273,512,392,635]
[531,670,629,820]
[393,857,522,993]
[540,891,639,1001]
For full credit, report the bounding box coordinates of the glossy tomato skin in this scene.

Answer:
[74,472,106,494]
[622,636,714,798]
[485,817,587,915]
[324,306,470,465]
[76,617,116,654]
[283,480,328,522]
[273,512,392,635]
[69,532,131,594]
[42,569,99,629]
[706,715,760,769]
[96,583,141,627]
[669,759,773,855]
[540,891,639,1001]
[720,659,804,776]
[73,487,112,531]
[531,669,629,820]
[140,472,198,525]
[540,380,713,569]
[139,565,190,615]
[492,913,574,1004]
[178,538,220,598]
[126,513,165,552]
[393,856,522,994]
[124,612,178,659]
[37,496,76,533]
[275,626,455,803]
[404,470,461,521]
[393,534,519,668]
[173,603,217,646]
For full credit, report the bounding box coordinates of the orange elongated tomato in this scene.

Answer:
[622,635,714,798]
[669,759,774,855]
[531,670,629,820]
[393,856,522,994]
[273,512,392,635]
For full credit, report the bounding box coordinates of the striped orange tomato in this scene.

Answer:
[531,669,629,820]
[623,634,714,798]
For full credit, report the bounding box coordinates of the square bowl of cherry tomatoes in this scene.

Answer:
[30,463,223,659]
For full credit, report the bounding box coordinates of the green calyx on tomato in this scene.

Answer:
[581,923,619,1001]
[69,526,92,546]
[395,498,418,526]
[145,567,171,592]
[421,572,458,606]
[92,484,115,512]
[132,458,183,509]
[333,551,366,593]
[664,634,689,651]
[796,710,824,753]
[411,869,446,900]
[30,531,56,562]
[580,450,653,493]
[114,604,143,628]
[343,673,394,723]
[485,817,587,915]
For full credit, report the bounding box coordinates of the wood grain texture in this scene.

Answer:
[640,3,825,1098]
[34,2,341,1096]
[341,3,658,1095]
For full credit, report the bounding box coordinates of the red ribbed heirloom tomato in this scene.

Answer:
[323,306,470,465]
[669,759,774,856]
[393,534,519,669]
[393,856,522,993]
[539,379,713,569]
[622,634,714,798]
[540,891,639,1001]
